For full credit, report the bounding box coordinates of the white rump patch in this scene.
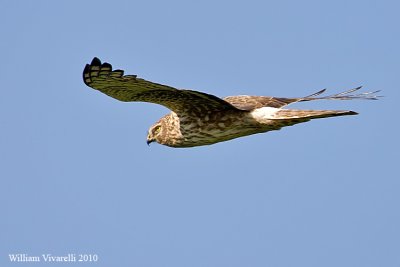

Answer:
[251,107,280,120]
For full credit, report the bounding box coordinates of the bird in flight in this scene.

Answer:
[83,57,379,148]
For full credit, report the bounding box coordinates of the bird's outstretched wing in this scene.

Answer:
[83,57,238,114]
[224,87,381,110]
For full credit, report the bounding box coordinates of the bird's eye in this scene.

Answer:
[153,125,161,135]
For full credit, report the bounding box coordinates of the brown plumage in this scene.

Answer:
[83,57,380,147]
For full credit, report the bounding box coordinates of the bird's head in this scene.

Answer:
[146,122,163,146]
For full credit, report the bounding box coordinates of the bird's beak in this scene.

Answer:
[146,139,153,146]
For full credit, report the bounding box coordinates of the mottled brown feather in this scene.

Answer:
[224,95,299,109]
[83,57,380,147]
[224,87,380,110]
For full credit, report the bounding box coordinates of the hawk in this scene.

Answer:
[83,57,379,148]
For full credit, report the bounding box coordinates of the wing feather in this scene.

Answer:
[224,87,381,110]
[84,58,380,113]
[83,58,237,114]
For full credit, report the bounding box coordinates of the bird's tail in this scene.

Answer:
[273,109,357,121]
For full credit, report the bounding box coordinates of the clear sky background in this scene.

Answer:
[1,1,399,266]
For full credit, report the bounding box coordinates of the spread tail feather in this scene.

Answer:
[273,109,358,120]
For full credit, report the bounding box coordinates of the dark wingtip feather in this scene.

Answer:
[83,57,105,86]
[91,57,101,66]
[102,62,112,69]
[83,64,90,73]
[303,86,382,101]
[305,88,327,98]
[83,63,92,85]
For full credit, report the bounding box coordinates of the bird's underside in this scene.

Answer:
[83,57,380,147]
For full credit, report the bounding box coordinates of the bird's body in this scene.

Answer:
[83,58,379,148]
[153,108,355,147]
[155,110,258,147]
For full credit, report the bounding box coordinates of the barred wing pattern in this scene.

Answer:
[83,58,380,113]
[83,57,380,147]
[224,87,380,110]
[83,57,238,115]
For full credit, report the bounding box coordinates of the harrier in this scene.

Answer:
[83,58,379,148]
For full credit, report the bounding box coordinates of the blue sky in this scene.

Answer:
[1,0,399,266]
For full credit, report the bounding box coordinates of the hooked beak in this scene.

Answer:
[146,139,154,146]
